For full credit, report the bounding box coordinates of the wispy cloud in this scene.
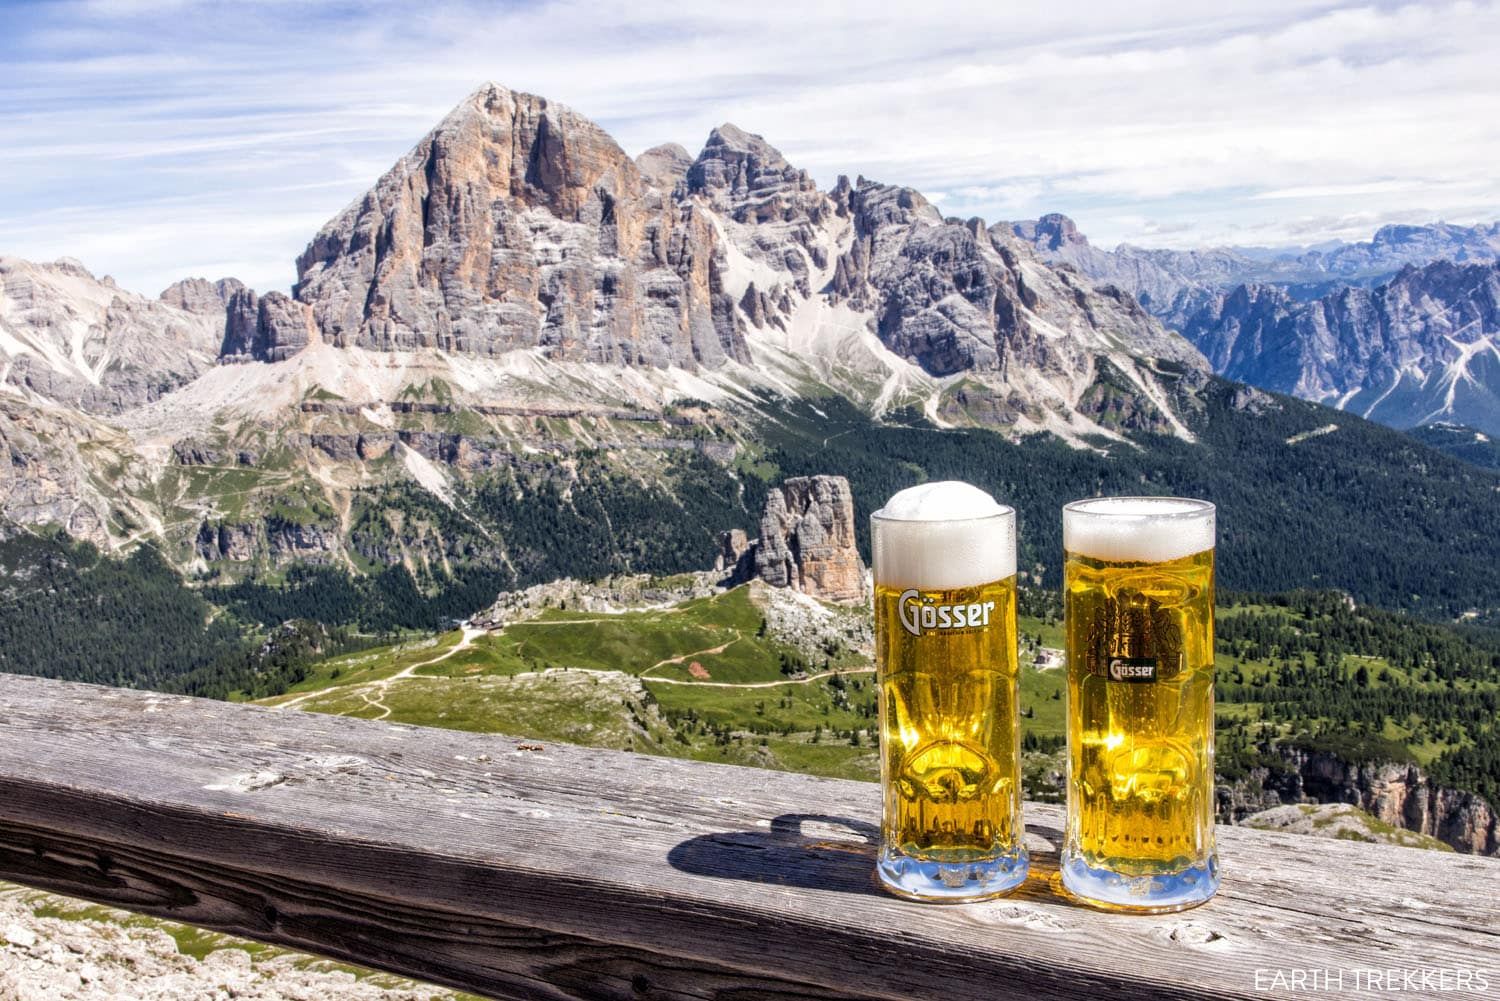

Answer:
[1,0,1497,293]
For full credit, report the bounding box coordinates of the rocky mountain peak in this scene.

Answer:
[1181,259,1500,432]
[292,84,748,367]
[827,178,1206,434]
[1010,213,1088,252]
[841,177,944,233]
[0,256,223,414]
[636,142,693,193]
[48,257,96,281]
[159,276,246,315]
[687,123,823,224]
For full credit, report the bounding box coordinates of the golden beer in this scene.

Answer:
[1061,497,1218,911]
[873,482,1027,901]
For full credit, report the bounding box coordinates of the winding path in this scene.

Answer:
[641,666,875,689]
[276,624,486,717]
[276,617,873,715]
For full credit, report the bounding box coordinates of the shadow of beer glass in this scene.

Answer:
[667,813,883,896]
[668,813,1070,903]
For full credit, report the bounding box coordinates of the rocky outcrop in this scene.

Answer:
[1181,261,1500,433]
[158,276,245,315]
[0,399,124,546]
[0,886,462,1001]
[171,440,223,466]
[720,476,867,604]
[195,518,339,565]
[196,522,258,563]
[220,288,318,363]
[635,143,693,193]
[300,430,733,470]
[715,529,750,573]
[1241,802,1452,851]
[294,83,749,369]
[172,440,256,467]
[1009,212,1090,254]
[474,572,721,628]
[1218,745,1500,856]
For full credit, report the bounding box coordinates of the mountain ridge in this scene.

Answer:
[2,82,1498,626]
[1008,214,1500,433]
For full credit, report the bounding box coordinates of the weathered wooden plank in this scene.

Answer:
[0,674,1495,1001]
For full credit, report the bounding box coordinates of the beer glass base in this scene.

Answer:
[1059,851,1219,913]
[876,848,1029,903]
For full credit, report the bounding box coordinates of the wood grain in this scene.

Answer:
[0,674,1495,1000]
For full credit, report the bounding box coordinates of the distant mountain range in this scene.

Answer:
[1009,215,1500,435]
[2,82,1498,623]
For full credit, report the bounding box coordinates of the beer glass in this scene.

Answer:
[873,481,1027,901]
[1060,497,1218,911]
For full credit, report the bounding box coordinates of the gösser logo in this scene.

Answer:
[1108,658,1157,682]
[898,589,996,637]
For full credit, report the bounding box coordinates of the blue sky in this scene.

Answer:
[2,0,1498,295]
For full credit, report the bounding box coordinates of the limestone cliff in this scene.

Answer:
[720,476,867,604]
[1218,745,1499,856]
[220,288,318,363]
[293,83,748,369]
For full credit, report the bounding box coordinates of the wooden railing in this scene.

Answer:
[0,673,1495,1000]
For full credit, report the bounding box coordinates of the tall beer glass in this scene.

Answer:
[873,481,1027,901]
[1061,497,1218,911]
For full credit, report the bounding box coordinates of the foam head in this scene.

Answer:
[1063,496,1215,563]
[872,481,1016,590]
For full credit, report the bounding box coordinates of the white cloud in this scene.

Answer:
[1,0,1498,290]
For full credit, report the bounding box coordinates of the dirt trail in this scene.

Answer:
[276,624,487,716]
[642,666,875,689]
[638,638,738,678]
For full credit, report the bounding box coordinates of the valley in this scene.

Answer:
[4,1,1499,991]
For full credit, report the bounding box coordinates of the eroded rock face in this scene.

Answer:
[195,518,339,565]
[1218,746,1500,856]
[827,179,1205,382]
[1293,750,1500,856]
[159,276,245,315]
[635,143,693,194]
[0,257,224,413]
[715,528,749,573]
[722,476,867,604]
[1240,802,1451,851]
[1181,261,1500,433]
[293,83,749,369]
[220,288,317,363]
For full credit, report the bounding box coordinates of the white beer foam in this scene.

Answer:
[1063,496,1215,563]
[872,481,1016,590]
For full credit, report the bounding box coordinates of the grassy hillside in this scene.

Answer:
[260,583,1500,810]
[258,584,887,780]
